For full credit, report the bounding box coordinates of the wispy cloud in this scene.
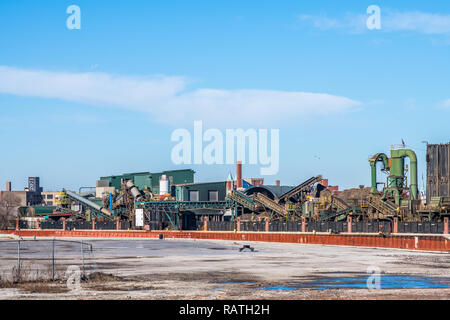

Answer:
[298,10,450,35]
[438,99,450,109]
[0,66,361,126]
[0,66,187,109]
[385,11,450,34]
[298,13,366,34]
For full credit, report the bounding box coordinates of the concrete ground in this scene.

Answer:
[0,237,449,300]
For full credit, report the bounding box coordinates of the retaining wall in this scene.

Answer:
[1,229,449,252]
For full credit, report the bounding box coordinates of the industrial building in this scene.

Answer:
[174,182,227,202]
[0,180,43,207]
[3,142,450,232]
[42,192,59,206]
[100,169,195,195]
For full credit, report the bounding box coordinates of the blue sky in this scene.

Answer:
[0,0,449,191]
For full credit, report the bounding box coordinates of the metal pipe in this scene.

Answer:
[17,240,21,281]
[81,240,85,279]
[52,238,55,281]
[369,153,389,194]
[125,180,143,201]
[391,149,418,200]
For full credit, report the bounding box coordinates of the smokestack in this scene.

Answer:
[275,180,280,187]
[236,161,242,189]
[6,181,11,192]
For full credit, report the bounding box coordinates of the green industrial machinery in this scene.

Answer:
[367,145,425,220]
[369,146,418,206]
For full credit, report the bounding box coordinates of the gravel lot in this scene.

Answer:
[0,237,449,300]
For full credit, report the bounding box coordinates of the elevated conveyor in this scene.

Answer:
[64,190,113,220]
[320,207,360,222]
[253,193,287,217]
[228,190,287,217]
[367,194,398,216]
[277,176,323,203]
[227,190,257,211]
[331,196,351,211]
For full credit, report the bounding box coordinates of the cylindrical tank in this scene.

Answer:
[160,175,170,195]
[126,180,142,200]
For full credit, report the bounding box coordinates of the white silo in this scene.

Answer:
[159,175,170,195]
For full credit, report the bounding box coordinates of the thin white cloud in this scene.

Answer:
[298,13,366,34]
[385,11,450,34]
[298,10,450,35]
[0,66,187,110]
[298,14,341,30]
[0,66,361,126]
[438,99,450,109]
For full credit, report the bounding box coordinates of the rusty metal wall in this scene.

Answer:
[426,143,450,203]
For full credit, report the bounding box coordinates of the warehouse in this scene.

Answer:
[174,181,227,202]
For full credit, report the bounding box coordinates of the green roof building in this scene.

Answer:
[174,181,227,202]
[100,169,195,194]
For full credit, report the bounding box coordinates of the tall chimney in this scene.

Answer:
[275,180,281,187]
[236,161,242,189]
[6,181,11,192]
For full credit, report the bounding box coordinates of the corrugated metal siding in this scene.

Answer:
[427,144,450,203]
[134,174,152,190]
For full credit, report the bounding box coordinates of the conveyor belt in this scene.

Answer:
[278,176,323,203]
[253,193,287,217]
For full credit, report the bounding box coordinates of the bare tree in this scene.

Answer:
[0,193,21,230]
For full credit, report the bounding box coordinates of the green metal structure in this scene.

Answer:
[100,169,195,194]
[369,147,418,206]
[175,182,227,202]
